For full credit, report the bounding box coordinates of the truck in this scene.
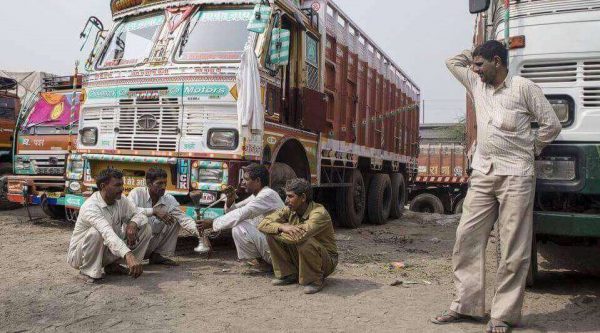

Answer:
[65,0,421,228]
[409,123,468,215]
[469,0,600,284]
[0,76,20,209]
[5,75,82,220]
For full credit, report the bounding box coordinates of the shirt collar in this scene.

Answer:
[94,191,109,208]
[301,202,315,220]
[493,74,512,91]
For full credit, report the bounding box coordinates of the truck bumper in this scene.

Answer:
[64,194,225,219]
[6,175,66,206]
[534,211,600,238]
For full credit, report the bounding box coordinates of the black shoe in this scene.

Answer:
[271,275,298,286]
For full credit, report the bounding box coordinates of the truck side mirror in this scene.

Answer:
[469,0,490,14]
[269,28,290,66]
[248,4,272,33]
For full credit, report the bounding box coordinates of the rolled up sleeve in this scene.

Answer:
[446,50,478,94]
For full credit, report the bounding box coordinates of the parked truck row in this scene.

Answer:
[5,0,422,228]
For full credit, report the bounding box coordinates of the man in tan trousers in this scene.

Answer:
[258,178,337,294]
[431,41,561,333]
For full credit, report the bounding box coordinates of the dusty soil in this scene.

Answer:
[0,206,599,332]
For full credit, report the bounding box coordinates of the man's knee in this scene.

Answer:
[84,228,103,244]
[232,225,244,241]
[139,223,152,240]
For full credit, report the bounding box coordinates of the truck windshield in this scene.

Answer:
[99,14,165,68]
[177,8,253,62]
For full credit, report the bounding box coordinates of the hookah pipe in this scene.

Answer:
[191,186,237,253]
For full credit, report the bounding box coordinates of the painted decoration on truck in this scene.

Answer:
[24,92,81,128]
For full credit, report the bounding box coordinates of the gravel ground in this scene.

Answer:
[0,206,599,332]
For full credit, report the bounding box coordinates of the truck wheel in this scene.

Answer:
[66,208,79,224]
[0,166,20,210]
[409,193,444,214]
[526,233,538,287]
[454,198,465,214]
[389,173,407,219]
[41,198,65,220]
[336,170,366,228]
[367,174,392,225]
[270,162,297,200]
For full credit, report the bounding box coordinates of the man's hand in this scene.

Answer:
[124,252,143,278]
[197,219,214,233]
[153,205,175,226]
[125,222,139,247]
[223,186,237,207]
[278,224,304,240]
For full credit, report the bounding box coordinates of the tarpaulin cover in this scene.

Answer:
[24,92,81,128]
[0,70,55,100]
[236,47,264,133]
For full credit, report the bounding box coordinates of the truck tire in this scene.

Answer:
[367,174,392,225]
[526,233,538,287]
[454,198,465,214]
[409,193,444,214]
[270,162,297,200]
[0,166,20,210]
[41,198,65,220]
[389,173,407,219]
[336,169,366,228]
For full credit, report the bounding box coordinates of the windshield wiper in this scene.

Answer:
[179,13,202,56]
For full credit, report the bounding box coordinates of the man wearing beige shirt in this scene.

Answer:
[431,41,561,333]
[128,167,200,266]
[67,168,152,283]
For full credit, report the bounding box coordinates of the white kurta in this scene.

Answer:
[128,187,199,257]
[67,192,151,279]
[213,186,284,262]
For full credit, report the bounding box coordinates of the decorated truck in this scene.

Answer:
[66,0,420,228]
[0,77,20,209]
[5,75,82,220]
[469,0,600,284]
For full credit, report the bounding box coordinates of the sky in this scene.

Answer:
[0,0,475,123]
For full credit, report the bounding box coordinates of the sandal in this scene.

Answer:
[430,310,475,325]
[486,319,511,333]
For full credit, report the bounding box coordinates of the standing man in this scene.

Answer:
[197,163,284,269]
[258,178,337,294]
[128,167,199,266]
[431,41,561,332]
[67,168,152,283]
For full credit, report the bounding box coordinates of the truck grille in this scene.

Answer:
[520,62,577,83]
[31,155,67,175]
[182,104,237,137]
[116,98,181,151]
[82,107,116,134]
[583,61,600,81]
[583,87,600,107]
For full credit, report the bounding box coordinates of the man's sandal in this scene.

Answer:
[486,320,511,333]
[430,310,477,325]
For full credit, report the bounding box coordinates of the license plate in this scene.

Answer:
[122,176,146,189]
[200,191,217,204]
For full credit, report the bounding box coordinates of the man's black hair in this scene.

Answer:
[473,40,508,67]
[96,168,123,189]
[146,166,167,185]
[244,163,270,187]
[285,178,313,202]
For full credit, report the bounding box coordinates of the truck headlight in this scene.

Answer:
[80,127,98,146]
[547,95,573,125]
[208,129,238,150]
[536,157,576,181]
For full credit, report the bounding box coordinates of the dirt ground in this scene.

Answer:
[0,206,599,333]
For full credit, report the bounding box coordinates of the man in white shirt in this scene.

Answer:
[128,167,199,266]
[67,168,152,283]
[198,163,284,269]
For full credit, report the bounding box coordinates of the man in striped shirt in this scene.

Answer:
[431,41,561,332]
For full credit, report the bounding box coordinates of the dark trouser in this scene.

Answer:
[267,236,337,285]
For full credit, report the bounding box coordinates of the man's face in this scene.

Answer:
[148,177,167,199]
[472,55,499,85]
[285,191,305,213]
[242,173,261,194]
[102,177,124,205]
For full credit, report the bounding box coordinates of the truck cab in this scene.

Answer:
[0,77,20,209]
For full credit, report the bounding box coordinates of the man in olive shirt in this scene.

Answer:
[258,178,337,294]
